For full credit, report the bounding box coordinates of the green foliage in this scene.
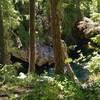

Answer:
[80,0,92,17]
[21,75,85,100]
[90,0,99,13]
[0,64,100,99]
[64,58,72,64]
[91,34,100,44]
[0,0,20,55]
[17,23,29,47]
[91,13,100,23]
[0,63,22,83]
[62,0,81,35]
[86,53,100,74]
[35,0,50,43]
[73,49,91,67]
[14,0,29,3]
[85,79,100,99]
[21,75,100,100]
[1,0,20,30]
[89,12,100,52]
[80,0,99,17]
[91,79,100,99]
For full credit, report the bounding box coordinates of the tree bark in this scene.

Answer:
[62,41,80,85]
[97,0,100,13]
[50,0,64,74]
[0,5,5,64]
[28,0,35,72]
[0,4,11,64]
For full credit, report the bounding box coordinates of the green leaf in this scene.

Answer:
[64,58,72,64]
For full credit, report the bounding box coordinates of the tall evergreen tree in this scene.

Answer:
[0,0,19,64]
[28,0,35,72]
[50,0,64,74]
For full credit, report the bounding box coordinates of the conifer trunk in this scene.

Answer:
[97,0,100,13]
[29,0,35,72]
[0,5,11,64]
[0,5,5,64]
[50,0,64,74]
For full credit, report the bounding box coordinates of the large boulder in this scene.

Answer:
[77,17,100,38]
[11,42,54,66]
[64,17,100,45]
[11,39,69,67]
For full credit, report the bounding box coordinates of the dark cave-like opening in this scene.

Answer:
[11,54,54,75]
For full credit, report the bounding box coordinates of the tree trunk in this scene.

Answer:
[0,4,11,64]
[28,0,35,72]
[0,5,5,64]
[62,41,80,85]
[97,0,100,13]
[50,0,64,74]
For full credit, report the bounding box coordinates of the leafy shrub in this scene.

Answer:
[19,75,100,100]
[91,13,100,23]
[86,79,100,99]
[0,63,22,83]
[86,53,100,74]
[91,34,100,44]
[89,13,100,49]
[0,64,100,100]
[21,75,86,100]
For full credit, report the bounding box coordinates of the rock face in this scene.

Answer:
[11,42,54,66]
[11,33,69,67]
[77,17,100,38]
[64,17,100,45]
[36,42,54,66]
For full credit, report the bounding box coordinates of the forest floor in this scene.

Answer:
[0,72,100,99]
